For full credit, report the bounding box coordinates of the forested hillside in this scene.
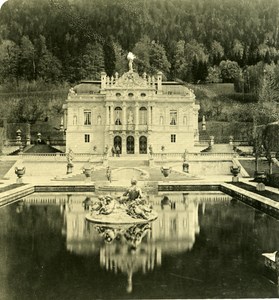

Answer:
[0,0,279,129]
[0,0,279,83]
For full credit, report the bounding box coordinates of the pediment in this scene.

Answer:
[113,71,150,88]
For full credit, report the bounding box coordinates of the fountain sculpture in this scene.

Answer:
[86,179,158,224]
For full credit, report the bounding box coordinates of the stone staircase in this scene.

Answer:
[108,157,149,168]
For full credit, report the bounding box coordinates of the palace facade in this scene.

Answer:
[63,68,200,155]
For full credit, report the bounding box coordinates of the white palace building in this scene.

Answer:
[63,55,200,155]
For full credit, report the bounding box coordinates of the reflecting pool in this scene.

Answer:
[0,191,279,299]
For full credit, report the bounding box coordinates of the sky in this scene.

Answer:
[0,0,7,9]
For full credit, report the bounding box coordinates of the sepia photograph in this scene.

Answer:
[0,0,279,299]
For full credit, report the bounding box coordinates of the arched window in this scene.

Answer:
[139,136,147,154]
[114,107,122,125]
[183,115,187,125]
[97,115,101,125]
[160,116,164,125]
[139,107,147,125]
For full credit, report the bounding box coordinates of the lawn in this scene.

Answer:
[239,159,279,177]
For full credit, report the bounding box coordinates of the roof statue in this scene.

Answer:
[127,52,136,72]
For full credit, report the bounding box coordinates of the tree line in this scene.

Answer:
[0,0,278,85]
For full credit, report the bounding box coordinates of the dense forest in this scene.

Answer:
[0,0,279,127]
[0,0,279,83]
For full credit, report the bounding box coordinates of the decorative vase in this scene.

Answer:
[161,166,171,178]
[66,162,74,174]
[83,162,92,178]
[83,168,92,178]
[15,166,25,178]
[183,161,189,173]
[254,171,266,183]
[230,166,241,177]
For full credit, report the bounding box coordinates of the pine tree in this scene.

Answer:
[103,37,116,77]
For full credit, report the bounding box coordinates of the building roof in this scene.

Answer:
[162,83,191,96]
[72,76,192,97]
[74,81,101,94]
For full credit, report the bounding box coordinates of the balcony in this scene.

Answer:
[110,124,149,132]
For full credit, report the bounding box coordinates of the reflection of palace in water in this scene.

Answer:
[23,192,231,293]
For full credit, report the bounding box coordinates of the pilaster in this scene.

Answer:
[134,132,139,154]
[122,132,126,155]
[110,103,114,130]
[135,102,139,131]
[122,102,127,130]
[105,104,110,126]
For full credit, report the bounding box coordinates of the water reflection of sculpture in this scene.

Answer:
[96,223,155,294]
[61,193,204,293]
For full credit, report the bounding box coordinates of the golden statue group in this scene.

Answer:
[86,179,157,224]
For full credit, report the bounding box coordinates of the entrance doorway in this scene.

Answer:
[126,136,134,154]
[139,136,147,154]
[114,136,122,154]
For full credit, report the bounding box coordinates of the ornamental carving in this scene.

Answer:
[113,71,150,88]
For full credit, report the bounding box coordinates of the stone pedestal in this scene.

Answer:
[149,157,154,167]
[232,176,239,182]
[256,182,265,191]
[84,176,91,183]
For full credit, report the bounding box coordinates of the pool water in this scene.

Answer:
[0,192,279,299]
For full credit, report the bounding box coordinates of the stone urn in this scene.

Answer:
[66,162,74,174]
[83,162,92,178]
[230,166,241,177]
[230,166,241,182]
[254,171,266,183]
[15,166,25,178]
[183,161,189,173]
[15,164,26,183]
[161,166,172,178]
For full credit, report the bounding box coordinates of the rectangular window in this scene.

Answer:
[170,111,177,125]
[84,110,92,125]
[171,134,176,143]
[84,134,90,143]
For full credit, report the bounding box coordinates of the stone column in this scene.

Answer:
[148,103,152,130]
[110,104,114,130]
[122,133,126,155]
[134,132,139,154]
[135,102,139,131]
[109,132,113,155]
[122,102,127,130]
[26,123,31,146]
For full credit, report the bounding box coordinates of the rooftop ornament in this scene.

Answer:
[127,52,136,72]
